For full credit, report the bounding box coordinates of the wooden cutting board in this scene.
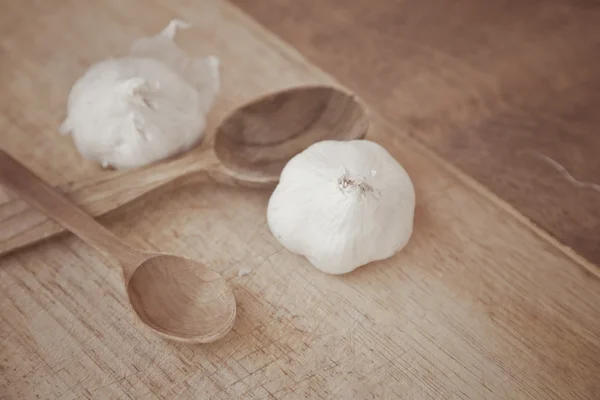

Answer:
[1,0,599,399]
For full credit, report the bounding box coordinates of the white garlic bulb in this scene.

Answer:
[267,139,415,275]
[60,19,220,169]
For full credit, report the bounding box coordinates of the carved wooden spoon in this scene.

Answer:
[0,149,236,343]
[0,85,369,256]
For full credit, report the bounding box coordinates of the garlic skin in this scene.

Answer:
[267,140,416,275]
[60,19,220,169]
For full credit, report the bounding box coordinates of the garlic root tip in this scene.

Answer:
[338,172,374,194]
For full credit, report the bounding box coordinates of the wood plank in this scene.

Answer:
[0,0,599,399]
[228,0,600,265]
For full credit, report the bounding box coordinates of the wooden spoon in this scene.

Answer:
[0,149,236,344]
[0,85,369,256]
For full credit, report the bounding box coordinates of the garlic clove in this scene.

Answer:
[63,57,205,169]
[61,20,219,170]
[267,139,415,275]
[128,19,220,114]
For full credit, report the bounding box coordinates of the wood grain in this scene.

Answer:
[228,0,600,265]
[1,0,599,399]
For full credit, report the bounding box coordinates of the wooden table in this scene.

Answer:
[1,0,599,399]
[232,0,600,266]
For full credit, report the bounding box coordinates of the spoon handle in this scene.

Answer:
[0,150,145,266]
[0,147,219,257]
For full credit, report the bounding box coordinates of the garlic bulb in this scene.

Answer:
[60,19,220,169]
[267,140,415,275]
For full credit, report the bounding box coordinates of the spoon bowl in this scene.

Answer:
[127,255,236,342]
[214,85,369,184]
